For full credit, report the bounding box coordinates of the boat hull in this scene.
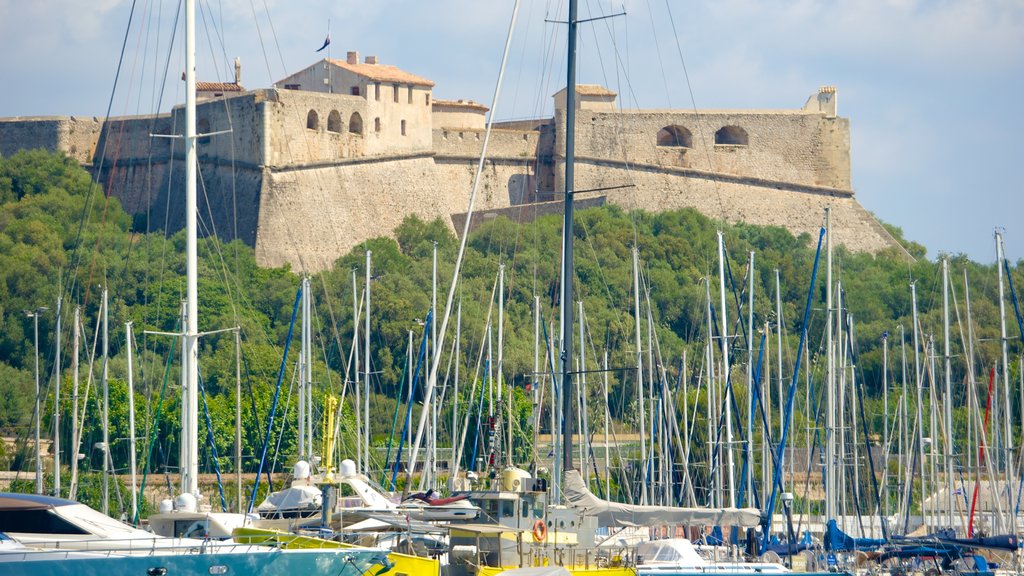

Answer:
[0,547,387,576]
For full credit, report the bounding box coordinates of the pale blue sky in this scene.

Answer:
[1,0,1022,261]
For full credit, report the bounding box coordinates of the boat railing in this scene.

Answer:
[486,542,635,570]
[22,537,288,556]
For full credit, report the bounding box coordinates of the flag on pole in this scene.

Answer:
[316,33,331,52]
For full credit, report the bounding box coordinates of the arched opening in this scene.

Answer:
[715,125,748,146]
[306,110,319,131]
[349,112,363,134]
[374,118,381,133]
[656,125,692,148]
[327,110,342,133]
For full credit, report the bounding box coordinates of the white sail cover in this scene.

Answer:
[563,470,761,528]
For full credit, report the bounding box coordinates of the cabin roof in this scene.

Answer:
[0,493,75,510]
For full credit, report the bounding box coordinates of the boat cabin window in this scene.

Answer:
[0,509,89,535]
[499,501,514,518]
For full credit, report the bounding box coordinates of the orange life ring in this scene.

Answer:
[532,520,548,542]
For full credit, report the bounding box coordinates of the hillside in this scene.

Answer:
[0,149,1018,514]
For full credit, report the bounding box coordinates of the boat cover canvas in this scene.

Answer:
[563,470,761,527]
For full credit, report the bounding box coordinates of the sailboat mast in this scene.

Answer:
[70,306,80,498]
[717,231,736,507]
[633,246,647,504]
[54,296,62,496]
[365,250,371,474]
[995,231,1014,529]
[560,0,578,478]
[299,276,308,460]
[182,0,200,497]
[102,287,110,513]
[942,257,954,529]
[126,321,138,522]
[825,208,835,523]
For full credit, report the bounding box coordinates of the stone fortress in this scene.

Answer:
[0,52,906,272]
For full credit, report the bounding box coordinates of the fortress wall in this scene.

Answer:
[432,128,539,160]
[561,110,851,191]
[256,153,538,271]
[259,89,368,167]
[433,156,538,208]
[0,116,103,163]
[256,156,445,271]
[191,92,268,166]
[571,159,902,255]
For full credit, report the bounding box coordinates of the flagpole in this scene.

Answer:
[326,19,332,93]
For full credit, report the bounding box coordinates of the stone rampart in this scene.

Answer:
[0,86,904,272]
[0,116,102,163]
[558,109,851,191]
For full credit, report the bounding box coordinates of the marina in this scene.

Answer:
[0,1,1023,576]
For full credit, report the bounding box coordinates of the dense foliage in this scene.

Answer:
[2,150,1022,514]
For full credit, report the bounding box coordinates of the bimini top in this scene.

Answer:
[0,493,78,511]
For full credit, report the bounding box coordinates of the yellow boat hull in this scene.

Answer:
[232,526,440,576]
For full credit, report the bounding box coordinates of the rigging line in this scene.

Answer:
[404,0,523,492]
[258,0,288,79]
[63,0,140,312]
[246,0,276,86]
[662,0,727,223]
[139,0,183,385]
[197,0,242,279]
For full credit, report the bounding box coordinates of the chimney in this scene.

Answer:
[347,51,359,65]
[234,57,241,84]
[364,55,378,65]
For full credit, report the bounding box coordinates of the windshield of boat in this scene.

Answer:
[0,508,90,535]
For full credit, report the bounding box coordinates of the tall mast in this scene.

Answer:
[364,250,371,474]
[235,329,242,512]
[299,276,308,460]
[54,297,62,496]
[559,0,579,481]
[102,287,110,513]
[717,231,736,507]
[825,208,835,522]
[126,321,138,522]
[432,243,439,486]
[746,252,754,501]
[352,267,361,471]
[70,307,80,499]
[633,246,647,504]
[182,0,200,497]
[941,257,954,529]
[911,282,925,531]
[995,231,1014,527]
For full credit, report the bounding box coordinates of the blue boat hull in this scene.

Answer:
[0,547,387,576]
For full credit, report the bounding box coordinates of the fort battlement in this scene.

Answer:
[0,55,906,270]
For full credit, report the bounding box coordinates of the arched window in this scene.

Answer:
[306,110,319,130]
[656,125,692,148]
[374,117,381,133]
[349,112,363,134]
[715,125,748,146]
[327,110,342,133]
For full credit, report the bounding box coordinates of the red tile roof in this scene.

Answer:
[326,58,435,87]
[196,81,244,93]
